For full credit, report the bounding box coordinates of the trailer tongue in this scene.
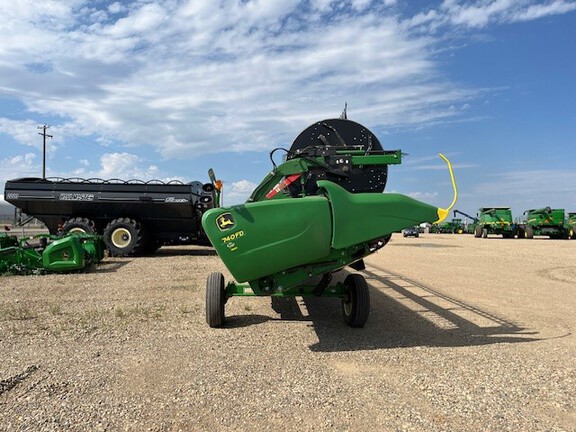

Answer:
[201,118,457,328]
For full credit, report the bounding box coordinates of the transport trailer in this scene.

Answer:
[4,176,219,256]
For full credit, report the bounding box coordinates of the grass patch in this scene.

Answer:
[1,304,37,321]
[49,303,62,316]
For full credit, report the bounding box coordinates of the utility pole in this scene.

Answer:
[38,124,53,178]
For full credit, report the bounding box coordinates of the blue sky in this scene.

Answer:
[1,0,575,221]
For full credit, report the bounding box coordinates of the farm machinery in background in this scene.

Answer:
[473,207,517,238]
[430,218,464,234]
[518,207,573,239]
[200,117,457,328]
[453,209,479,234]
[0,230,105,275]
[568,213,576,239]
[4,175,220,256]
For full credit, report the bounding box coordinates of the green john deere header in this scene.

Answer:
[201,117,457,328]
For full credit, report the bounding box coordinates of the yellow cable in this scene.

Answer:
[435,153,458,223]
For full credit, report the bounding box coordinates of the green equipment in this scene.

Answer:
[474,207,516,238]
[519,207,570,239]
[0,232,105,275]
[201,118,457,328]
[430,219,463,234]
[453,209,479,234]
[567,213,576,239]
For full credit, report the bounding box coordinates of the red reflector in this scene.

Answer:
[265,174,301,199]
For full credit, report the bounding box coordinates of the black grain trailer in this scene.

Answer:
[4,176,219,256]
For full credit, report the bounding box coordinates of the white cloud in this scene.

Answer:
[510,0,576,21]
[439,0,576,28]
[0,0,574,169]
[224,179,259,205]
[407,191,439,201]
[470,169,576,215]
[98,153,159,180]
[104,3,167,38]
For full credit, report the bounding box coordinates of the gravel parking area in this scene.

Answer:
[1,234,575,431]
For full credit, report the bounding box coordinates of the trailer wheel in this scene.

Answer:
[341,274,370,328]
[62,217,96,234]
[103,218,145,256]
[206,272,226,328]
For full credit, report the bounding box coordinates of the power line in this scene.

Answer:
[38,124,53,178]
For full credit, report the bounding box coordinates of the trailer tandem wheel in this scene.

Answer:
[206,272,226,328]
[103,217,145,256]
[62,217,96,234]
[341,274,370,328]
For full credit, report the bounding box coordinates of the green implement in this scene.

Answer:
[474,207,517,239]
[201,118,457,328]
[519,207,570,239]
[0,232,105,275]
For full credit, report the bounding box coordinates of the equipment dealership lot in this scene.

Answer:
[1,234,575,431]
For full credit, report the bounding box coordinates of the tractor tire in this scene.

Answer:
[62,217,96,235]
[516,227,525,238]
[525,225,534,239]
[341,274,370,328]
[206,272,226,328]
[481,228,488,239]
[570,228,576,240]
[103,217,145,256]
[474,226,482,238]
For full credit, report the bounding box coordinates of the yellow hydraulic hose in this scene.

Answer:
[435,153,458,223]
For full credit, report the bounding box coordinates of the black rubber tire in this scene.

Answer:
[481,228,488,239]
[516,227,525,239]
[103,217,145,256]
[206,272,226,328]
[474,226,482,238]
[341,274,370,328]
[62,217,96,234]
[525,225,534,239]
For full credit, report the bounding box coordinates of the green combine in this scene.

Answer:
[0,232,105,275]
[201,118,457,328]
[519,207,571,239]
[567,213,576,239]
[474,207,516,238]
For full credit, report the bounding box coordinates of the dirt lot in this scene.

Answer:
[1,234,575,431]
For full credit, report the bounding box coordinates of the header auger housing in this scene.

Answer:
[201,118,457,328]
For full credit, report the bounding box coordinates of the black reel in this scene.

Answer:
[287,118,388,196]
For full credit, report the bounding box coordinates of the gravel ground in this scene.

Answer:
[1,234,575,431]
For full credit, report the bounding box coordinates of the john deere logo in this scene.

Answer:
[216,213,235,231]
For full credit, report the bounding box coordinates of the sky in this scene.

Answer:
[1,0,575,222]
